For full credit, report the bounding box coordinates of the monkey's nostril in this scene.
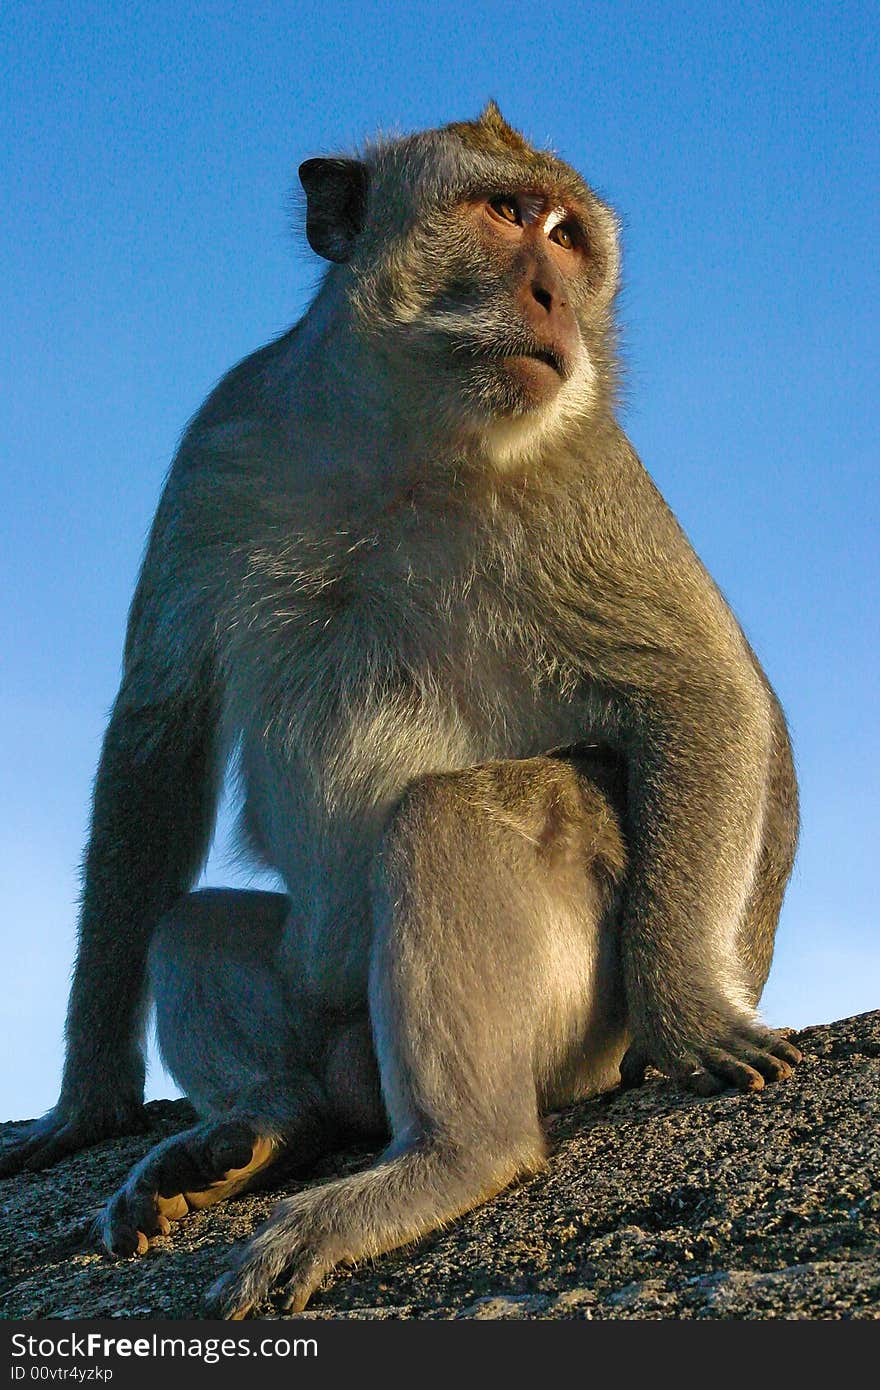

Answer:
[532,284,553,312]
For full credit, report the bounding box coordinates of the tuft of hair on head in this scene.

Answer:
[445,100,533,157]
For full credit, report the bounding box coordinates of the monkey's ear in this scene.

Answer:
[298,158,369,264]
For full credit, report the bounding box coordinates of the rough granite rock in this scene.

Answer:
[0,1012,877,1321]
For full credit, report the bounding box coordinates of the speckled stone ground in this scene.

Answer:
[1,1011,877,1320]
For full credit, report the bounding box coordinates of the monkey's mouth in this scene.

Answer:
[494,346,570,407]
[452,340,572,411]
[457,338,568,377]
[520,347,566,376]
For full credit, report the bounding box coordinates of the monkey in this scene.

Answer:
[0,103,801,1318]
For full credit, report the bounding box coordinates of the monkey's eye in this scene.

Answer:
[489,196,521,225]
[549,223,576,251]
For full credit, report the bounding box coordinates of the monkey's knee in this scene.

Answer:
[148,889,293,1115]
[384,755,626,896]
[150,888,290,964]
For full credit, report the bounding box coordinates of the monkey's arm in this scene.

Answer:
[615,679,800,1093]
[0,570,221,1175]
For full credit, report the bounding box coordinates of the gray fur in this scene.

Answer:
[0,104,800,1317]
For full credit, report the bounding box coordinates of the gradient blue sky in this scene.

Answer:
[1,2,877,1121]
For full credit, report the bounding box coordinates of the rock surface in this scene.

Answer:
[1,1012,877,1321]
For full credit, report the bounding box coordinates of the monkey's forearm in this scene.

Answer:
[59,694,220,1108]
[618,690,774,1068]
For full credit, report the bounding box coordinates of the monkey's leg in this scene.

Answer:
[206,758,626,1318]
[99,890,330,1258]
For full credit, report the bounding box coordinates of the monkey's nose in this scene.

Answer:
[517,269,578,368]
[531,282,556,313]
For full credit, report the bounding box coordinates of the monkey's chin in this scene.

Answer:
[499,355,566,410]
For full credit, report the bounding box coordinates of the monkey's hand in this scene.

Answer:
[0,1094,148,1178]
[619,1019,802,1096]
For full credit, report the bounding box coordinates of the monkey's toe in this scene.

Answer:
[683,1066,727,1097]
[204,1270,252,1320]
[0,1102,148,1179]
[0,1129,70,1178]
[205,1245,322,1320]
[732,1041,793,1083]
[280,1283,314,1315]
[633,1020,804,1099]
[99,1188,170,1258]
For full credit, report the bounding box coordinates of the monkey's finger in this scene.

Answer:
[5,1125,82,1175]
[768,1037,802,1067]
[619,1047,651,1088]
[699,1048,765,1092]
[276,1249,326,1313]
[727,1039,793,1083]
[206,1219,319,1320]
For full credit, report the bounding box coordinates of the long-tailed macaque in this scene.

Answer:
[0,104,801,1317]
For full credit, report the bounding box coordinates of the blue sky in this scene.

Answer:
[1,2,877,1121]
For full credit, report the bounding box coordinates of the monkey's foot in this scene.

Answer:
[620,1023,802,1097]
[0,1098,148,1179]
[99,1121,280,1257]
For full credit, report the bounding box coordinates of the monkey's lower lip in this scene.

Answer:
[507,349,566,375]
[528,348,566,374]
[501,352,567,400]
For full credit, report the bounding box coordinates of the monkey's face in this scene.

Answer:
[299,105,620,465]
[431,192,595,414]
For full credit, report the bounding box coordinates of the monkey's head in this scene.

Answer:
[298,103,621,468]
